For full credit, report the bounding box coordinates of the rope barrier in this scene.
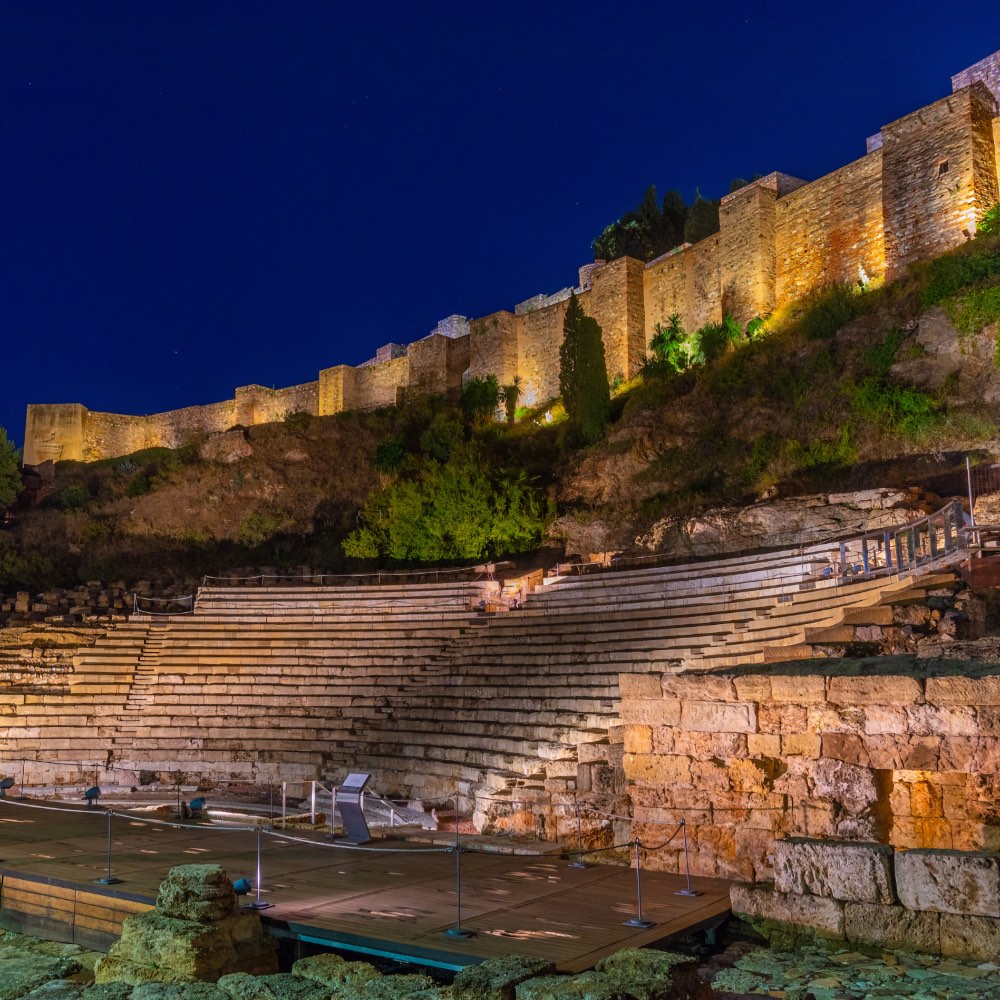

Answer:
[265,828,452,854]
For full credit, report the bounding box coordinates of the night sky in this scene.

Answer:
[2,2,999,449]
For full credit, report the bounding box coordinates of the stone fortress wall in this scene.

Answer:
[23,50,1000,466]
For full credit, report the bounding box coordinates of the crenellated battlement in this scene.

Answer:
[23,49,1000,466]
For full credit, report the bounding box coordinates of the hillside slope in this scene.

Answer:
[3,235,1000,592]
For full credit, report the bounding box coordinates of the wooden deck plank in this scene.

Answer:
[0,802,732,971]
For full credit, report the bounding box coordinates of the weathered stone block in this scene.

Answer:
[733,674,771,702]
[939,912,1000,961]
[453,955,556,1000]
[927,675,1000,706]
[594,948,695,1000]
[618,674,661,700]
[730,882,845,938]
[843,901,941,953]
[895,848,1000,916]
[619,699,680,726]
[747,733,780,757]
[515,972,635,1000]
[773,838,896,903]
[771,674,826,703]
[827,675,922,706]
[622,753,691,785]
[661,673,736,701]
[680,701,757,733]
[780,734,820,757]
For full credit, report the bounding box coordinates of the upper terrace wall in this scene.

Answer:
[775,151,884,303]
[882,84,999,278]
[23,49,1000,466]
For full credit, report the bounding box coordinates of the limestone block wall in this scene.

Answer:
[775,151,884,303]
[406,332,469,398]
[952,49,1000,104]
[585,257,645,382]
[882,84,999,279]
[733,838,1000,961]
[642,236,723,342]
[23,404,86,464]
[234,381,318,425]
[620,661,1000,883]
[517,298,568,407]
[469,311,519,387]
[720,173,807,323]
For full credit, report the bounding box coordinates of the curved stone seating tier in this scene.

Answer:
[0,547,959,819]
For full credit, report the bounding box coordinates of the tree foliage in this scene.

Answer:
[0,427,20,512]
[501,376,522,426]
[459,374,500,424]
[592,184,730,262]
[343,455,549,562]
[560,293,610,443]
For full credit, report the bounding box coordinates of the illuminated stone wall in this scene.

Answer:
[469,311,519,387]
[775,151,885,303]
[621,664,1000,882]
[23,50,1000,465]
[721,173,807,321]
[882,84,999,279]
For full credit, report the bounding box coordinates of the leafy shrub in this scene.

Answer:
[284,410,313,431]
[944,284,1000,336]
[373,436,407,473]
[795,284,872,340]
[343,457,549,562]
[697,314,743,363]
[978,204,1000,238]
[921,248,1000,307]
[237,511,286,547]
[419,414,464,462]
[58,484,92,512]
[862,329,904,378]
[851,378,937,438]
[460,375,500,423]
[125,474,152,498]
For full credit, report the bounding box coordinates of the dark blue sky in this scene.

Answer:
[2,2,999,448]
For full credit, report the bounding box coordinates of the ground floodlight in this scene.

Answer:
[83,785,102,808]
[187,797,207,818]
[233,877,251,896]
[0,777,14,799]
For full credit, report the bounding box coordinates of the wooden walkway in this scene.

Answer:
[0,801,731,972]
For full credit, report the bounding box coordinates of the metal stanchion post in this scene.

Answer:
[569,798,589,869]
[623,839,655,928]
[675,819,702,898]
[244,826,274,911]
[281,782,287,826]
[443,845,475,939]
[311,782,316,826]
[94,809,123,885]
[268,784,273,823]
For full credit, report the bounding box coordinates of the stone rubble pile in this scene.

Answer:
[710,944,1000,1000]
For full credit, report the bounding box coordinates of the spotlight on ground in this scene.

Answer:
[233,878,252,897]
[0,777,14,799]
[83,786,102,808]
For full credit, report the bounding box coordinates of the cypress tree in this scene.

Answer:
[559,293,611,444]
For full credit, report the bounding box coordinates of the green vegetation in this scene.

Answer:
[343,455,549,562]
[7,231,1000,593]
[559,293,611,444]
[0,427,20,511]
[978,204,1000,238]
[459,374,500,424]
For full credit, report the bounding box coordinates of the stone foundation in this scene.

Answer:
[733,838,1000,961]
[621,657,1000,881]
